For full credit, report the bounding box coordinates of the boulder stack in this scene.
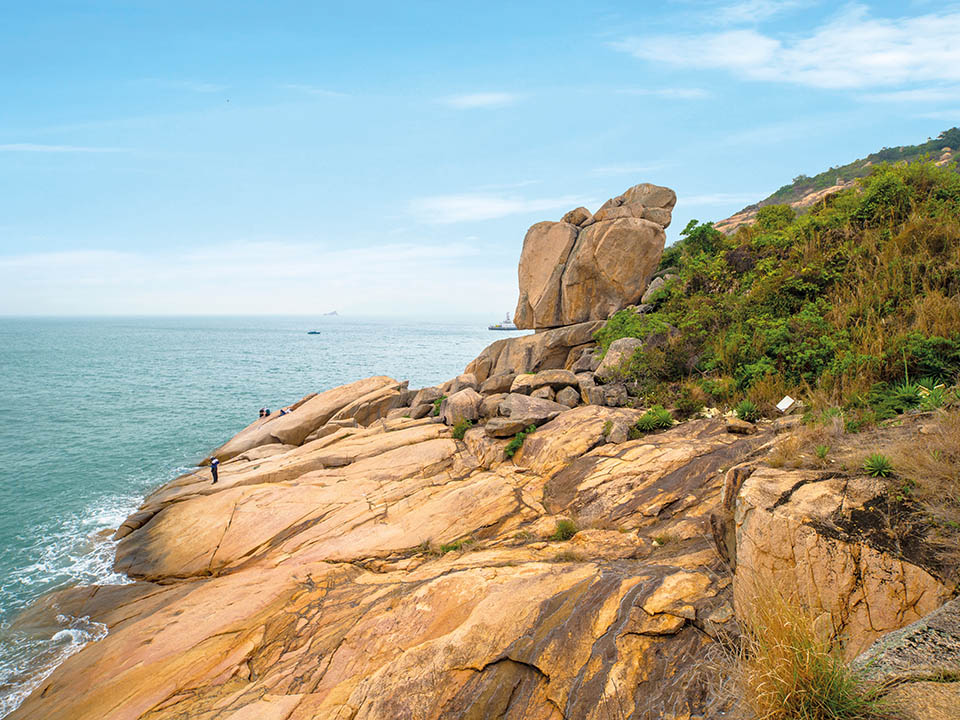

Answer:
[514,183,675,330]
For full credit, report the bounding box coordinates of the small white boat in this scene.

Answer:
[488,312,518,331]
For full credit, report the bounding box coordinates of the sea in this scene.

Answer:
[0,315,519,716]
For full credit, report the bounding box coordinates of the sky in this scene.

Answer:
[1,0,958,316]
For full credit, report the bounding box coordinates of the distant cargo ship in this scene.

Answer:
[488,312,519,331]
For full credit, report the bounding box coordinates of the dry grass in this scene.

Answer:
[888,410,960,569]
[734,584,896,720]
[767,416,846,470]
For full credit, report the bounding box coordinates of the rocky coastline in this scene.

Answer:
[9,183,959,720]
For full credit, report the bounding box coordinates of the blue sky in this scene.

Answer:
[1,0,958,316]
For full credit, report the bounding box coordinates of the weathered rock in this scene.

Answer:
[594,337,643,383]
[559,218,665,327]
[531,386,555,401]
[561,206,594,227]
[510,369,580,395]
[570,346,601,373]
[330,381,406,426]
[513,185,672,330]
[641,275,667,304]
[724,417,757,435]
[498,393,568,427]
[409,402,434,419]
[440,388,482,425]
[583,382,628,407]
[484,416,532,438]
[411,386,443,407]
[734,468,954,655]
[209,377,400,461]
[479,372,516,395]
[479,393,507,418]
[441,373,479,394]
[556,386,580,408]
[513,221,580,329]
[465,320,603,382]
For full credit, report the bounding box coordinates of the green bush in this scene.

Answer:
[629,405,674,438]
[589,160,960,415]
[451,419,473,439]
[736,399,761,423]
[549,519,578,541]
[505,424,537,459]
[863,453,895,478]
[431,395,447,417]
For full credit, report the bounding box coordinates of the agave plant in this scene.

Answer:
[863,452,894,478]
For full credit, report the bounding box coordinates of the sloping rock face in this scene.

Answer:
[733,467,954,655]
[514,183,674,330]
[12,401,772,720]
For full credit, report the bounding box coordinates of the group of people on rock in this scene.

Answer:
[258,406,292,419]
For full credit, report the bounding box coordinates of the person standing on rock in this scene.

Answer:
[210,458,220,484]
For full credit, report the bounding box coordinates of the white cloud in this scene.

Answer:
[440,92,519,109]
[0,241,515,316]
[712,0,812,24]
[861,87,960,103]
[409,193,591,223]
[617,88,711,99]
[613,6,960,89]
[0,144,123,153]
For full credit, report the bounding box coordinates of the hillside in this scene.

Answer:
[716,127,960,233]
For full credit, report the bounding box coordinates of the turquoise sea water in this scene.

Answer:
[0,315,518,715]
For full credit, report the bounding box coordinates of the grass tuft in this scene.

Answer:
[549,519,578,541]
[451,418,473,440]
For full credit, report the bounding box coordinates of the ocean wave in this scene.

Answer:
[0,613,108,718]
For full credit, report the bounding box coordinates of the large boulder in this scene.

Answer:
[513,184,673,330]
[734,467,954,655]
[465,320,603,382]
[496,393,568,428]
[440,388,482,425]
[509,369,579,395]
[594,337,644,383]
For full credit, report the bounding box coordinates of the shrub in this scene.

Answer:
[549,519,578,541]
[439,538,474,554]
[675,382,707,419]
[863,453,895,477]
[505,424,537,459]
[431,395,447,417]
[736,399,761,423]
[629,405,674,438]
[815,444,830,460]
[451,419,473,439]
[735,584,893,720]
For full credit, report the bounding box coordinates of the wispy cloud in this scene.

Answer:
[440,92,520,109]
[409,192,589,223]
[860,87,960,103]
[0,241,514,316]
[282,83,348,97]
[0,144,123,153]
[712,0,813,24]
[617,87,711,99]
[612,6,960,89]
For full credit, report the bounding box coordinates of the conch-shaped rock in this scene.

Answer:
[514,183,674,329]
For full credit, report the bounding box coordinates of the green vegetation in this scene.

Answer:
[593,161,960,425]
[451,419,473,439]
[863,453,895,478]
[735,399,761,422]
[761,126,959,207]
[549,519,578,541]
[431,395,447,417]
[505,424,537,459]
[440,538,475,554]
[629,405,674,438]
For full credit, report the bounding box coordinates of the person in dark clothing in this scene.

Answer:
[259,408,265,418]
[210,458,220,484]
[264,408,271,416]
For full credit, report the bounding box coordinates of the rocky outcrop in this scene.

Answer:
[465,320,603,382]
[733,467,954,655]
[514,183,674,330]
[13,386,773,720]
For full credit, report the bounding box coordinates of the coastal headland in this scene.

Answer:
[9,177,960,719]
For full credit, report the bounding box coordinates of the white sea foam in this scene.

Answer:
[0,488,153,718]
